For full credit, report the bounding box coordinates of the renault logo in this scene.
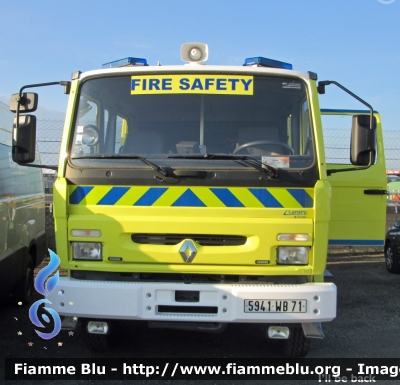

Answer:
[179,240,197,263]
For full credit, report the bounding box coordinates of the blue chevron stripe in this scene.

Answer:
[69,186,94,204]
[287,189,313,208]
[248,188,282,207]
[210,188,244,207]
[133,187,168,206]
[97,187,130,205]
[172,189,206,207]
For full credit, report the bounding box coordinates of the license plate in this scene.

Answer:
[244,299,307,313]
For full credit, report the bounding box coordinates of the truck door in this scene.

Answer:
[321,109,387,246]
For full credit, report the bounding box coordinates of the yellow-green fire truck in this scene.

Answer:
[10,43,387,357]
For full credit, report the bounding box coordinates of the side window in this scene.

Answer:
[115,115,127,154]
[0,144,13,197]
[286,100,312,156]
[287,114,292,148]
[321,114,353,165]
[72,99,100,157]
[300,101,311,155]
[78,99,98,126]
[103,109,109,141]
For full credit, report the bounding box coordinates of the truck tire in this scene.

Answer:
[280,326,311,357]
[385,243,400,274]
[85,332,113,351]
[13,255,34,306]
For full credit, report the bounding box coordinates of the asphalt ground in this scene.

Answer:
[1,247,399,384]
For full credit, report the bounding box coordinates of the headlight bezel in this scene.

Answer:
[277,246,310,265]
[71,241,103,261]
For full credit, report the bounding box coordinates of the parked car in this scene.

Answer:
[385,221,400,273]
[0,101,46,305]
[387,175,400,201]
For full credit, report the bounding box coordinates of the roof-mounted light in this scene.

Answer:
[244,57,292,70]
[101,57,148,69]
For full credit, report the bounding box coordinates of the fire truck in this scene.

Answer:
[10,43,386,356]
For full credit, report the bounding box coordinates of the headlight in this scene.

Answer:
[72,242,102,260]
[277,247,309,265]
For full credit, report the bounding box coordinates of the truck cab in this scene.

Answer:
[10,43,386,356]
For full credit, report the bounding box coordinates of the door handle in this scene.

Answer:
[364,189,388,195]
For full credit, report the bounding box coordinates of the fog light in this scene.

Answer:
[268,326,289,339]
[72,242,102,260]
[277,247,309,264]
[87,321,109,334]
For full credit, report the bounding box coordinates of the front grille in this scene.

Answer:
[71,271,309,284]
[140,273,240,283]
[132,233,246,246]
[157,305,218,314]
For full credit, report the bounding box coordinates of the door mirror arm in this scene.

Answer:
[319,80,376,176]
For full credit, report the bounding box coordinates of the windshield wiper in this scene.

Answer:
[71,155,168,177]
[167,153,278,179]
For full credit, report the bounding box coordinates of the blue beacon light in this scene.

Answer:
[102,57,148,68]
[244,57,293,70]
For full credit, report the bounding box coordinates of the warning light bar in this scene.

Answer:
[244,57,293,70]
[102,57,148,69]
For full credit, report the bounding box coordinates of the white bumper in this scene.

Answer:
[46,278,336,323]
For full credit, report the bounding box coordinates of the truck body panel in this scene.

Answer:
[322,110,387,246]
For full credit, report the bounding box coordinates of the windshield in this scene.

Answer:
[70,74,314,171]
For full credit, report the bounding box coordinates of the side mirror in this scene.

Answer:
[12,115,36,163]
[317,80,331,94]
[9,93,38,113]
[350,115,376,166]
[394,221,400,229]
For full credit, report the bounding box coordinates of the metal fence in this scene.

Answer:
[37,119,400,169]
[45,203,56,251]
[38,120,60,251]
[37,120,64,168]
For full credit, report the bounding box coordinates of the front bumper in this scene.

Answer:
[46,278,336,323]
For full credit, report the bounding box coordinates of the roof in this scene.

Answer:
[77,64,313,83]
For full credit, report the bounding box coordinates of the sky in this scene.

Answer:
[0,0,399,128]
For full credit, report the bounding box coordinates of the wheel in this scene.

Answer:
[385,243,400,273]
[82,319,118,351]
[13,255,34,306]
[233,140,294,155]
[280,326,311,357]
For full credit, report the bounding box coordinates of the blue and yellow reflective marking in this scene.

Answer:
[68,186,314,208]
[131,75,254,95]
